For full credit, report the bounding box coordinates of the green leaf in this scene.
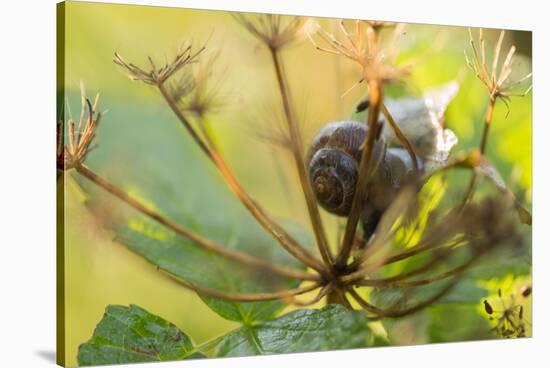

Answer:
[114,221,308,324]
[467,244,532,280]
[71,95,313,323]
[77,305,204,366]
[427,304,493,342]
[214,305,372,357]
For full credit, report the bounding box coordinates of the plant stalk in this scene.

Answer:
[337,79,383,267]
[75,163,319,281]
[381,103,419,173]
[162,267,320,302]
[461,95,496,207]
[269,48,334,270]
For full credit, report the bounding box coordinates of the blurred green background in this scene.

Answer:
[60,1,532,365]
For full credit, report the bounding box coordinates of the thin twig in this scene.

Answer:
[161,267,320,302]
[269,48,334,270]
[293,283,334,306]
[381,103,419,173]
[346,287,382,313]
[384,254,480,287]
[461,96,496,208]
[337,78,383,267]
[368,277,462,319]
[75,163,320,281]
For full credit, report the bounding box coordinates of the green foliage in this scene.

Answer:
[428,304,493,342]
[77,305,204,366]
[215,305,371,357]
[114,221,307,324]
[78,304,373,365]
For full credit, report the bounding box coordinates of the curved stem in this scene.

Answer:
[363,253,480,288]
[349,258,443,287]
[293,283,333,306]
[381,103,419,173]
[367,277,462,319]
[161,267,320,302]
[346,287,381,313]
[269,48,334,270]
[75,163,320,282]
[157,83,328,275]
[350,247,460,287]
[342,236,464,285]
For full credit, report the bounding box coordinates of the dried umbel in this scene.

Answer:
[113,44,204,86]
[57,83,103,171]
[308,20,410,86]
[67,15,531,323]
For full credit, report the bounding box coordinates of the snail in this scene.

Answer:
[307,121,424,240]
[306,81,460,240]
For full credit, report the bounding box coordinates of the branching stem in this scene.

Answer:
[157,83,328,275]
[75,163,320,282]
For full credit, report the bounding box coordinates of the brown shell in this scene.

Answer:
[307,121,386,216]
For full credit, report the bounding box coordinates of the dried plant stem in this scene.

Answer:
[337,79,384,267]
[157,83,328,275]
[382,254,480,287]
[158,84,213,156]
[343,235,465,284]
[381,103,419,172]
[345,253,446,286]
[461,96,496,207]
[326,288,348,305]
[350,247,465,287]
[346,287,381,313]
[479,96,496,155]
[269,48,334,270]
[161,267,321,302]
[293,283,334,306]
[367,277,462,319]
[75,163,320,282]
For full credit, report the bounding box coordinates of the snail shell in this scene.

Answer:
[306,121,385,216]
[307,121,424,219]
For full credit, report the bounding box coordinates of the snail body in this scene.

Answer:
[307,120,424,239]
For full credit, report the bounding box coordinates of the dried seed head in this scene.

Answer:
[114,43,205,85]
[464,29,532,111]
[168,50,227,118]
[309,19,410,86]
[460,197,523,251]
[57,83,104,171]
[233,13,311,51]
